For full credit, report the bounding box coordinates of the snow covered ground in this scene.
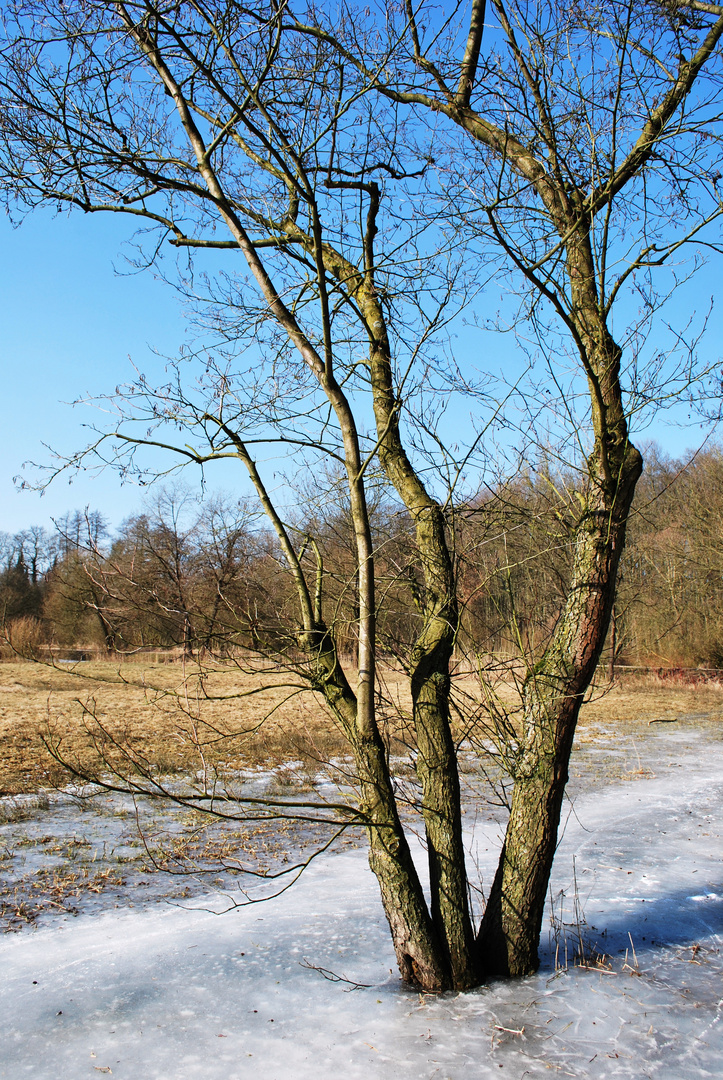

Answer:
[1,720,722,1079]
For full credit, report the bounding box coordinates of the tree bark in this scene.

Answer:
[477,215,644,973]
[308,630,450,989]
[290,219,479,988]
[477,471,640,974]
[362,284,478,990]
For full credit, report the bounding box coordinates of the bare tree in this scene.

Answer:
[0,524,53,632]
[616,443,723,666]
[57,488,272,654]
[1,0,721,987]
[293,0,723,974]
[0,0,477,989]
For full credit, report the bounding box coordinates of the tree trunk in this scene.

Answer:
[478,448,642,976]
[360,730,450,989]
[280,196,479,987]
[364,292,478,989]
[310,631,451,988]
[412,616,478,989]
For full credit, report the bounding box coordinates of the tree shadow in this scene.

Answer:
[540,883,723,964]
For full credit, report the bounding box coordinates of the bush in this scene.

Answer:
[0,616,47,659]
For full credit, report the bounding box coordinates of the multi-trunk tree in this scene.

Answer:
[1,0,721,988]
[299,0,723,974]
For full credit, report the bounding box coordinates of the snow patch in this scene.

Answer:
[2,723,723,1078]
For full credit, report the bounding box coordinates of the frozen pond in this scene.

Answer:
[1,719,722,1078]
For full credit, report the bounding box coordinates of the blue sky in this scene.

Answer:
[1,206,719,539]
[1,209,190,534]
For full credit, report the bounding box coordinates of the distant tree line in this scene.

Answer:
[3,446,722,669]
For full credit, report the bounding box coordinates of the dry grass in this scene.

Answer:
[578,671,723,736]
[0,658,357,796]
[0,866,128,930]
[1,659,722,797]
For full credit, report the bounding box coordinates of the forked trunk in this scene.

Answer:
[360,280,479,989]
[310,631,454,989]
[361,740,450,989]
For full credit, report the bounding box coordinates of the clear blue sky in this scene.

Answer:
[1,209,191,535]
[1,207,719,538]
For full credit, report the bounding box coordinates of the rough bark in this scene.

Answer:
[306,629,449,989]
[477,452,641,974]
[281,213,479,988]
[475,190,644,973]
[387,2,723,976]
[361,282,478,990]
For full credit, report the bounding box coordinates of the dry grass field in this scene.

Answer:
[1,657,722,934]
[0,658,353,796]
[1,658,722,797]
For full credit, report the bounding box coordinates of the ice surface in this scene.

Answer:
[1,722,722,1079]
